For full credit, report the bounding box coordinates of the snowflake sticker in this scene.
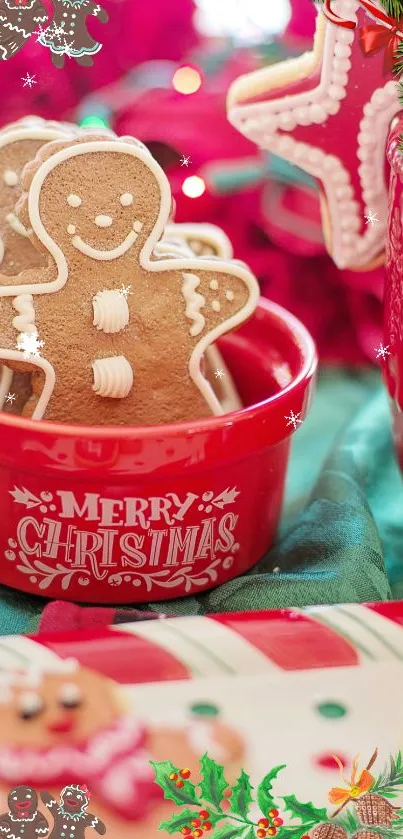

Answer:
[285,410,302,430]
[214,369,225,379]
[4,393,16,405]
[375,343,390,360]
[365,210,379,226]
[16,332,45,359]
[120,284,132,299]
[21,73,37,88]
[180,155,191,167]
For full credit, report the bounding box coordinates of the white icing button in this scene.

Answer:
[95,215,113,228]
[133,220,143,233]
[72,12,76,16]
[209,279,218,290]
[92,356,133,399]
[212,300,221,312]
[67,194,81,208]
[67,224,76,235]
[120,193,133,206]
[3,169,18,187]
[93,289,130,334]
[225,290,234,301]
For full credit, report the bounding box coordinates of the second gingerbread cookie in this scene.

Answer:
[0,135,259,426]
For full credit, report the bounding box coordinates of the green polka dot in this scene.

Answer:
[316,701,347,719]
[190,702,219,717]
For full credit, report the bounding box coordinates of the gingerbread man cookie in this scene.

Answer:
[0,787,49,839]
[0,134,259,426]
[41,786,105,839]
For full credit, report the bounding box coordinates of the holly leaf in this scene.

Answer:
[282,794,327,825]
[199,753,229,808]
[150,761,201,806]
[230,770,254,818]
[158,809,199,834]
[257,764,286,815]
[213,827,250,839]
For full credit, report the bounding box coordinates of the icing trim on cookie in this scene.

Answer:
[165,223,234,260]
[92,356,134,398]
[12,294,36,334]
[72,221,142,261]
[6,213,32,238]
[0,365,13,410]
[0,351,55,420]
[93,289,130,333]
[182,273,206,336]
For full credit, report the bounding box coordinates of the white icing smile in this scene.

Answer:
[71,219,143,261]
[6,213,33,238]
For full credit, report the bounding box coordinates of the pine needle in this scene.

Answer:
[372,751,403,797]
[379,0,403,19]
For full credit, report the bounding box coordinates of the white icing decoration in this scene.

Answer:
[67,194,81,207]
[120,193,133,206]
[67,224,76,235]
[165,223,234,260]
[182,273,206,337]
[227,2,400,269]
[95,214,113,228]
[0,350,55,420]
[92,356,133,399]
[93,289,129,334]
[225,289,235,301]
[6,213,32,238]
[210,279,218,290]
[0,365,13,409]
[133,220,143,233]
[212,300,221,312]
[0,139,259,419]
[12,294,36,334]
[3,169,18,187]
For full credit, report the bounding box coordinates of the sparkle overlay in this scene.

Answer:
[180,155,191,167]
[5,393,16,405]
[21,73,37,88]
[16,332,45,359]
[365,210,379,226]
[119,284,132,299]
[285,410,302,430]
[214,369,225,379]
[375,343,390,360]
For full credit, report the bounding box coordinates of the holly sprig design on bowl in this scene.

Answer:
[151,756,327,839]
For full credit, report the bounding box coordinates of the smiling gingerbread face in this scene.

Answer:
[0,666,122,749]
[33,144,164,269]
[7,786,38,816]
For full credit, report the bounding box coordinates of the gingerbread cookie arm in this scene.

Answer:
[35,814,49,836]
[40,792,57,811]
[84,814,106,835]
[181,260,259,415]
[91,2,108,23]
[0,814,9,834]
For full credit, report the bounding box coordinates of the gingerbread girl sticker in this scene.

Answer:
[0,786,49,839]
[37,0,109,68]
[41,786,106,839]
[0,134,259,426]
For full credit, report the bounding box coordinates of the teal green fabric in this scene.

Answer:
[0,367,401,633]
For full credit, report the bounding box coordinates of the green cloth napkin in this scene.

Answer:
[0,366,401,634]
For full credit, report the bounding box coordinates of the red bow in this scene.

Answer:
[79,785,91,799]
[359,20,401,73]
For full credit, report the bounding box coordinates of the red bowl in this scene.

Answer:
[0,298,317,603]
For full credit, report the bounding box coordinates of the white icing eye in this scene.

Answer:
[120,193,133,206]
[18,691,44,719]
[59,682,82,708]
[26,795,32,799]
[3,169,19,187]
[66,791,72,797]
[67,194,82,208]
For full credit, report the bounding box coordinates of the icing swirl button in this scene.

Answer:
[92,289,130,334]
[92,356,134,399]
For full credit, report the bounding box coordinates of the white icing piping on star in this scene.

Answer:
[228,0,400,269]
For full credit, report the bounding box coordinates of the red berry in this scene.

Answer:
[258,819,270,828]
[190,820,201,828]
[223,788,233,798]
[181,830,191,836]
[268,810,279,818]
[180,768,191,779]
[199,811,210,820]
[267,829,277,836]
[169,773,178,780]
[176,780,184,789]
[193,831,203,839]
[272,819,283,827]
[257,831,266,838]
[202,823,212,832]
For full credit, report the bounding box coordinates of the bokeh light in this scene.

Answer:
[182,176,206,198]
[172,66,202,95]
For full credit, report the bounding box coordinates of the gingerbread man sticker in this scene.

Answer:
[0,134,260,426]
[41,786,106,839]
[0,786,49,839]
[0,0,48,61]
[38,0,109,68]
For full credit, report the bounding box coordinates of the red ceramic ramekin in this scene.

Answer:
[385,123,403,470]
[0,298,317,603]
